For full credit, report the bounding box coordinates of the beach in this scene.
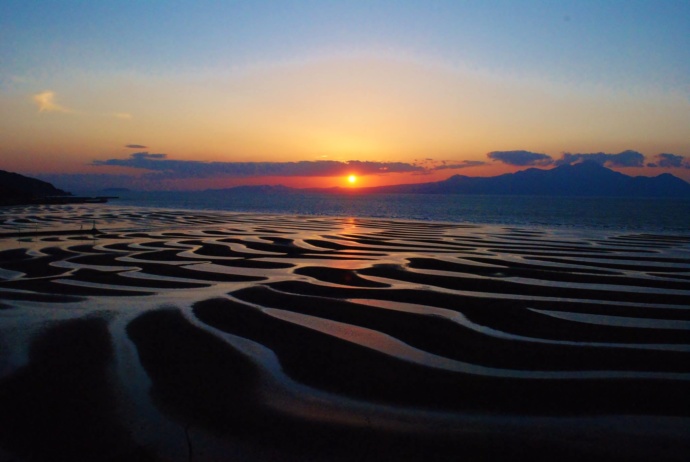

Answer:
[1,204,689,461]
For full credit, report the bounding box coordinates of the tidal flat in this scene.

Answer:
[1,204,689,461]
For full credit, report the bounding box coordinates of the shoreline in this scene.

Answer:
[0,195,118,207]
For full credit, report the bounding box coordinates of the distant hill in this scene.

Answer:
[0,170,71,205]
[309,162,690,197]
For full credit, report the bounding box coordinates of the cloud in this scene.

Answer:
[431,160,487,170]
[487,149,649,168]
[125,144,148,149]
[130,152,166,160]
[92,153,429,179]
[32,90,72,113]
[487,150,554,166]
[554,150,645,167]
[32,90,131,118]
[647,153,689,169]
[411,159,486,173]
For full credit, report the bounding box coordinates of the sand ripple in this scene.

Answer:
[1,204,689,460]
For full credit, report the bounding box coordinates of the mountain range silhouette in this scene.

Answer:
[304,162,690,197]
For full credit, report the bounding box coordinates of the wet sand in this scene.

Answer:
[0,204,689,461]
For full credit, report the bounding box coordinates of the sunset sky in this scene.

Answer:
[1,1,689,191]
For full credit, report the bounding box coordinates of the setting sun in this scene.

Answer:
[347,175,357,185]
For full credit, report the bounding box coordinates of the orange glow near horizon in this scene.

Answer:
[2,53,689,187]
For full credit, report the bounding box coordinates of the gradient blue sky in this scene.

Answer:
[1,1,689,190]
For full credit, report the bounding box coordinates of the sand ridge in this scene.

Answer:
[0,204,689,461]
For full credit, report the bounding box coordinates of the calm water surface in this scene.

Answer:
[111,191,690,233]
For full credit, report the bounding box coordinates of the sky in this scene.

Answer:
[1,0,689,191]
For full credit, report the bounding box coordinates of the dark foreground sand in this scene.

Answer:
[0,205,689,461]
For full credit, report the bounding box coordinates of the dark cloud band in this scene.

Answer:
[647,153,690,169]
[555,150,645,167]
[92,150,690,183]
[93,153,427,179]
[487,151,553,166]
[487,149,664,168]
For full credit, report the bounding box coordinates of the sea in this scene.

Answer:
[109,190,690,233]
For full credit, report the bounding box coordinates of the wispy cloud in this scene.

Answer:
[125,144,148,149]
[32,90,131,118]
[487,150,553,166]
[413,159,487,173]
[32,90,73,113]
[434,160,487,170]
